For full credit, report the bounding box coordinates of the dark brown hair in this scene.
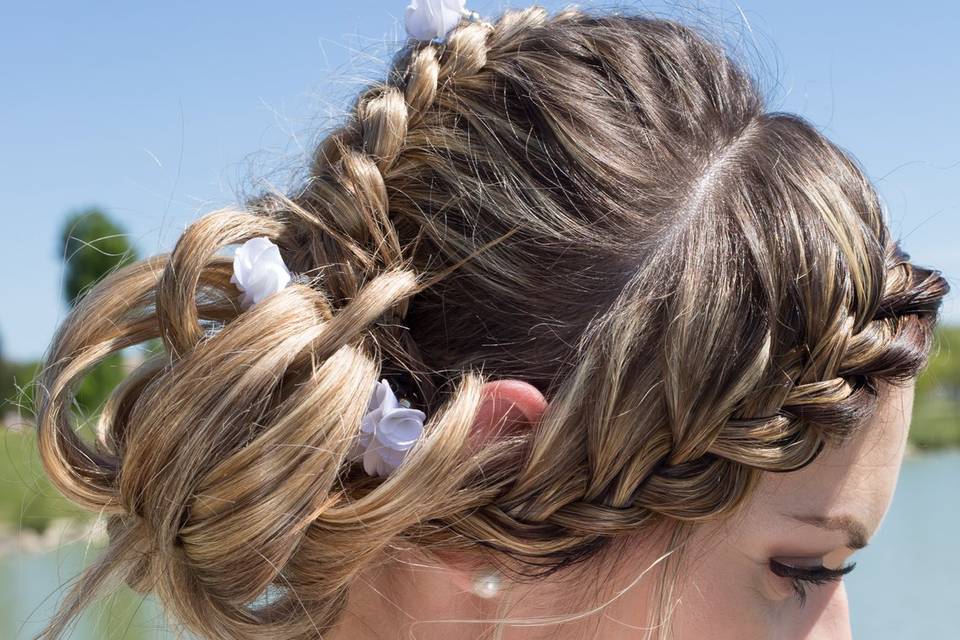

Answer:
[34,5,949,639]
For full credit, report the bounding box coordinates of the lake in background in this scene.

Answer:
[846,449,959,638]
[2,450,958,639]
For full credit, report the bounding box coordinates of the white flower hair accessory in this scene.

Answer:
[230,237,293,309]
[351,378,426,477]
[404,0,478,42]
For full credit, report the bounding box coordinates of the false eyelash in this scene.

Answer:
[769,560,857,609]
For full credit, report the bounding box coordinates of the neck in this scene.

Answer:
[331,543,661,640]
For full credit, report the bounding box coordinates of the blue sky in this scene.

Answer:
[2,0,957,361]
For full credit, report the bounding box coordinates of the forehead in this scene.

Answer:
[748,380,915,537]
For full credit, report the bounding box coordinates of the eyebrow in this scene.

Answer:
[786,514,871,550]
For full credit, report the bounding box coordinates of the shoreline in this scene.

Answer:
[0,517,107,559]
[903,441,960,458]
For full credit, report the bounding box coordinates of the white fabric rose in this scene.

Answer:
[405,0,468,41]
[230,237,292,309]
[350,378,426,477]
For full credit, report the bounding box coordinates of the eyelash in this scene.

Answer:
[768,559,857,608]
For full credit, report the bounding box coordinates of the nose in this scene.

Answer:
[806,582,852,640]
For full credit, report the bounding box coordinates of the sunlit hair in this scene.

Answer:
[34,6,949,639]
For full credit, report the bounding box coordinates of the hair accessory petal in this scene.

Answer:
[404,0,474,42]
[351,378,426,477]
[230,237,292,309]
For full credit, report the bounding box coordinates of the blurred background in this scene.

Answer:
[1,1,957,638]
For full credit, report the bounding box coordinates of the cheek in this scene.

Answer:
[603,526,850,640]
[668,541,854,640]
[818,581,852,638]
[668,537,778,640]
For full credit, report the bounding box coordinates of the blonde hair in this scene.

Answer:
[35,5,949,639]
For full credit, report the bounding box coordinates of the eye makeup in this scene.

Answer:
[768,558,857,608]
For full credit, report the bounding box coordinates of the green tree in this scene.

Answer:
[58,208,139,413]
[911,325,960,448]
[0,332,34,418]
[60,208,138,305]
[0,332,7,413]
[1,360,41,417]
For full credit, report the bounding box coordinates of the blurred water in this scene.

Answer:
[0,540,174,640]
[847,449,960,639]
[2,450,957,639]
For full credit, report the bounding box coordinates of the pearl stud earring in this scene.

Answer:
[471,567,503,598]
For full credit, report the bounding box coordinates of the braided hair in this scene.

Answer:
[35,6,948,640]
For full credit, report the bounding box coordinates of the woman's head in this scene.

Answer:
[34,5,948,640]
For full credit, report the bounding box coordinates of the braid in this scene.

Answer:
[387,13,950,572]
[236,18,498,405]
[408,238,946,579]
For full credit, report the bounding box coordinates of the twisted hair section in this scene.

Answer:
[34,6,948,640]
[35,15,503,640]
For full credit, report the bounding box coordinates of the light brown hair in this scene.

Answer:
[34,5,949,639]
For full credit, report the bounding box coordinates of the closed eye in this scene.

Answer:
[769,559,856,608]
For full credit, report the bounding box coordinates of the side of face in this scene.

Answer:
[602,380,915,640]
[675,380,915,639]
[331,382,915,640]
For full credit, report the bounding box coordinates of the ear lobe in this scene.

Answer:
[470,379,547,447]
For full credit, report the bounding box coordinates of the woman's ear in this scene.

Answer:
[430,380,546,599]
[469,379,547,448]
